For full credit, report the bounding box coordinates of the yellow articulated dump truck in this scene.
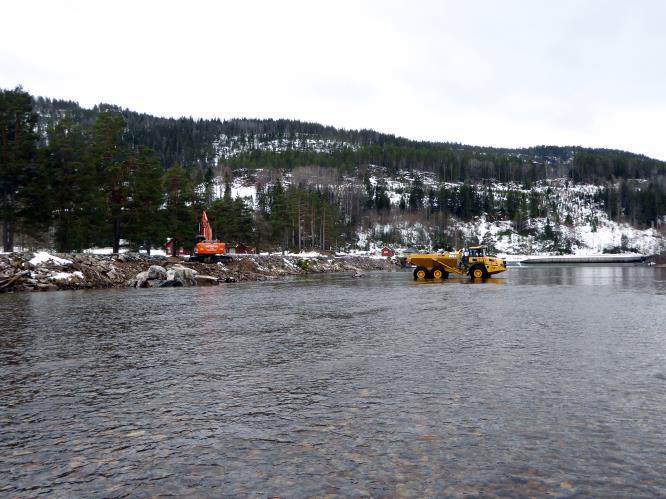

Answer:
[407,245,507,280]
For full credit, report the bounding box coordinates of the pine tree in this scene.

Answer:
[44,117,102,251]
[375,181,391,212]
[0,87,39,251]
[208,197,254,245]
[163,164,197,256]
[269,180,289,249]
[203,167,215,206]
[124,147,166,253]
[481,231,498,254]
[408,177,424,211]
[363,171,374,209]
[90,112,130,253]
[528,190,541,218]
[223,171,232,200]
[542,218,556,242]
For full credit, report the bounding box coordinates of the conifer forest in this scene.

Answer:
[1,87,665,255]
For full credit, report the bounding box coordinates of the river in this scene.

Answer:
[1,265,665,497]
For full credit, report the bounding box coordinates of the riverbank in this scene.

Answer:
[0,252,394,293]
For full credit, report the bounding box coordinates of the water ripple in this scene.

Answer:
[1,266,665,496]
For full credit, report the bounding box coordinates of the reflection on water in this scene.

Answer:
[1,265,665,496]
[411,277,507,286]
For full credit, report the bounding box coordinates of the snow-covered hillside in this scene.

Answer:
[206,168,666,256]
[212,133,357,162]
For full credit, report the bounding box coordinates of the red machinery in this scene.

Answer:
[191,211,231,263]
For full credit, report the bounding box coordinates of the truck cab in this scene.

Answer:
[467,245,486,266]
[465,245,506,278]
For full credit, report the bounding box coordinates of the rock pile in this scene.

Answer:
[127,264,219,288]
[0,252,395,293]
[0,252,87,292]
[0,252,168,292]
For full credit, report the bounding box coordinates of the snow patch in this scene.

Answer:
[29,252,72,266]
[49,271,84,281]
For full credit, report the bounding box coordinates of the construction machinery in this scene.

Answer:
[407,245,507,280]
[190,211,232,263]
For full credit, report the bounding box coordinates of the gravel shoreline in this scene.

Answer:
[0,253,395,293]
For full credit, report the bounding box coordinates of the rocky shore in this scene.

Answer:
[0,252,394,293]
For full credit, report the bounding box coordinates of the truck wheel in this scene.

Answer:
[432,268,445,279]
[470,265,488,279]
[414,267,428,280]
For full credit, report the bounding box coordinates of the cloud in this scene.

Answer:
[1,0,665,159]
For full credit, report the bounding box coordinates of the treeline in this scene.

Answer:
[572,151,664,182]
[33,95,666,185]
[596,180,666,227]
[2,87,345,253]
[366,176,665,233]
[226,147,541,184]
[375,182,547,226]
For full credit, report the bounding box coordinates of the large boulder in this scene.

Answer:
[129,271,151,288]
[128,264,199,288]
[147,265,167,280]
[166,264,198,287]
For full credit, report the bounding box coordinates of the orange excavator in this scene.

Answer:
[191,211,232,263]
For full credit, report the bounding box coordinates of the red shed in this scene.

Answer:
[235,244,256,254]
[165,239,190,256]
[381,246,395,257]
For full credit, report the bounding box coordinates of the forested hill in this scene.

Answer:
[33,96,665,184]
[2,87,664,255]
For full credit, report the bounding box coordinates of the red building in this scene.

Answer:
[164,239,190,256]
[381,246,395,257]
[235,244,256,254]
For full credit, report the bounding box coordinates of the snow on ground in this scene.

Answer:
[194,169,664,257]
[144,249,167,256]
[48,271,84,281]
[356,221,431,251]
[283,250,324,258]
[212,134,357,162]
[232,183,257,202]
[449,213,664,256]
[572,218,662,255]
[199,176,259,206]
[351,177,665,256]
[83,247,167,256]
[84,247,118,255]
[1,246,27,255]
[29,251,72,266]
[282,257,299,270]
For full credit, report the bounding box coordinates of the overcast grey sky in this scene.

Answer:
[2,0,665,159]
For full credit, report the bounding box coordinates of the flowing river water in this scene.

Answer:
[1,265,665,497]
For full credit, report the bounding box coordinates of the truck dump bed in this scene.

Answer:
[408,253,463,274]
